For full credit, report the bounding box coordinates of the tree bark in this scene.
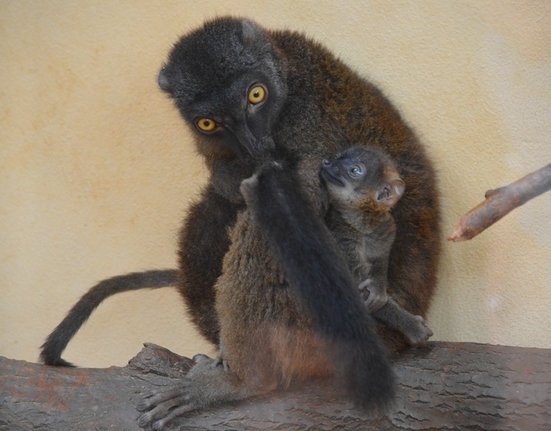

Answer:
[448,163,551,242]
[1,342,550,431]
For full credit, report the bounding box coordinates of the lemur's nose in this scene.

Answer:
[322,159,331,166]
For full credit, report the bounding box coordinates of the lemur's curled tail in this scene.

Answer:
[40,269,178,366]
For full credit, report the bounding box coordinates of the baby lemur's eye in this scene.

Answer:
[348,164,365,178]
[248,85,267,105]
[196,118,218,133]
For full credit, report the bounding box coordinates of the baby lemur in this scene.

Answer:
[321,146,433,345]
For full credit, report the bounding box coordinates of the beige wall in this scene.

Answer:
[1,1,550,367]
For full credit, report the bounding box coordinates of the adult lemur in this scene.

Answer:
[41,16,440,418]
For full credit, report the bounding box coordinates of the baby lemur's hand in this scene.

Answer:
[358,278,389,313]
[403,315,434,345]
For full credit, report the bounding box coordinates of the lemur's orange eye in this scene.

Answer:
[196,118,217,133]
[248,85,266,105]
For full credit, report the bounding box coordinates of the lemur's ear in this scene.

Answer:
[241,19,263,46]
[376,177,405,208]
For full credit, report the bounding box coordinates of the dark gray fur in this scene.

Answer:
[40,270,178,366]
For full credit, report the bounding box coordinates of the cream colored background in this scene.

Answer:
[1,1,550,367]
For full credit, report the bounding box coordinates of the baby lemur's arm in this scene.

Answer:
[357,252,432,345]
[359,248,432,345]
[357,246,392,313]
[355,237,433,345]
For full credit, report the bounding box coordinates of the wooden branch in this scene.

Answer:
[1,342,550,430]
[448,163,551,242]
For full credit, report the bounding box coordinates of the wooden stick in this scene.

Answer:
[448,163,551,242]
[1,342,551,430]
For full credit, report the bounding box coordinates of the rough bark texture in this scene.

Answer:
[449,163,551,242]
[1,342,550,431]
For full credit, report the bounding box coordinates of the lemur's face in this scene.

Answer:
[157,18,287,161]
[320,154,367,206]
[320,146,405,211]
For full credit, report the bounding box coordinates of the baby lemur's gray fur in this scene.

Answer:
[321,146,433,345]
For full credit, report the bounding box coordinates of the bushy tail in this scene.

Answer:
[244,162,395,409]
[40,269,178,366]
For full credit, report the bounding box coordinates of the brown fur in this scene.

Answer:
[214,160,335,393]
[357,197,390,225]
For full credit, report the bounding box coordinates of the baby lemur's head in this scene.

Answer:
[320,146,405,214]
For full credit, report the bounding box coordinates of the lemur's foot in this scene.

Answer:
[137,354,246,430]
[404,315,434,345]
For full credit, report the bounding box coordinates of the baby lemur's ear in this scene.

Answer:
[376,177,405,208]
